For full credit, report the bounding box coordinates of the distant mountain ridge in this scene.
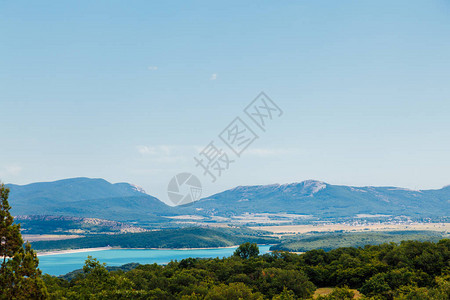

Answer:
[6,178,450,221]
[8,177,147,202]
[7,178,174,221]
[192,180,449,218]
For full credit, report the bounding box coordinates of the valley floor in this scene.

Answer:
[250,222,450,235]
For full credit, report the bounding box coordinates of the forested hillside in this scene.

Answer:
[31,227,278,251]
[271,230,448,252]
[43,240,450,299]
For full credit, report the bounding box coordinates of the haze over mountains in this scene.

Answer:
[6,177,450,222]
[7,178,172,222]
[194,180,450,218]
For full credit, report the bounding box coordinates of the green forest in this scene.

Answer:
[29,225,448,253]
[30,227,278,251]
[272,230,448,252]
[41,240,450,299]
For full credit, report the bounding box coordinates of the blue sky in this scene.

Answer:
[1,1,450,203]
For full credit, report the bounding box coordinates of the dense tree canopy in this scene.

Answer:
[40,239,449,299]
[0,183,48,299]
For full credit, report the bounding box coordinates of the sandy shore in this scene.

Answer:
[36,244,275,256]
[146,245,240,251]
[37,246,113,256]
[36,245,237,256]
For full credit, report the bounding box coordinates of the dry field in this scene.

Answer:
[250,223,450,235]
[22,234,84,242]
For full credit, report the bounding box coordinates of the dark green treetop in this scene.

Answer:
[0,183,48,299]
[233,242,260,259]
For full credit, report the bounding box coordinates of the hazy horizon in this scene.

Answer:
[4,176,450,207]
[1,1,449,203]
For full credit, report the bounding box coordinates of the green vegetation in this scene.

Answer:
[271,230,448,252]
[0,183,48,299]
[41,239,449,299]
[30,227,449,254]
[234,242,260,259]
[315,286,357,299]
[59,263,140,282]
[31,227,277,251]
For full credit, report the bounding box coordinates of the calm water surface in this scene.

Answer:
[38,245,272,276]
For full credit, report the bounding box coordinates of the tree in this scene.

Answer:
[0,183,48,299]
[259,268,315,299]
[272,287,296,300]
[204,282,263,300]
[0,183,22,270]
[233,242,260,259]
[360,273,391,297]
[316,286,355,300]
[69,256,136,298]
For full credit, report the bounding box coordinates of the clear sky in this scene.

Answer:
[1,1,450,203]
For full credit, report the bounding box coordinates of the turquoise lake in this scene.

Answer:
[38,245,272,276]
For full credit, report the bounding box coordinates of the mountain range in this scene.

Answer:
[193,180,450,218]
[6,177,450,222]
[7,178,173,222]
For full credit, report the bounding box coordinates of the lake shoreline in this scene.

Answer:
[37,247,113,256]
[36,244,268,256]
[37,245,274,276]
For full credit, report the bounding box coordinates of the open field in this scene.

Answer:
[22,234,85,242]
[251,222,450,235]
